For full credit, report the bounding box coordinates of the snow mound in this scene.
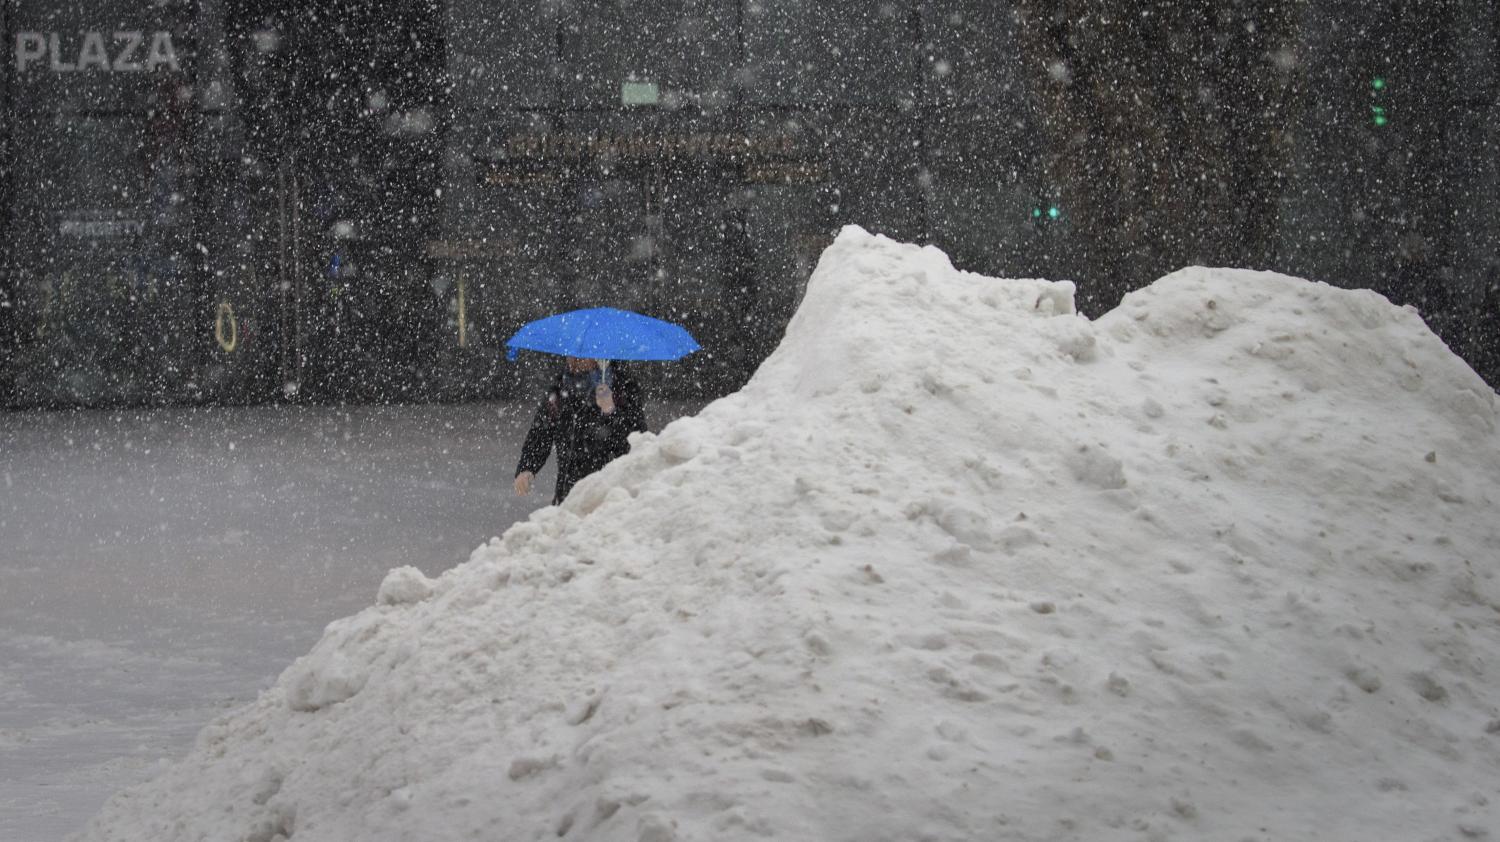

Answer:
[75,227,1500,841]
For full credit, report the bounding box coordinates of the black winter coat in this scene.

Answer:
[516,365,648,504]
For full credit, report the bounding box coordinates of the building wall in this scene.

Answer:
[3,0,203,406]
[1276,0,1499,372]
[2,1,1496,407]
[438,0,1045,397]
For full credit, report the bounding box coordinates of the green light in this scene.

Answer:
[1370,77,1388,126]
[1047,206,1060,219]
[1032,207,1042,219]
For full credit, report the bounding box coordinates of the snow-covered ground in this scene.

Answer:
[19,226,1500,841]
[0,400,698,842]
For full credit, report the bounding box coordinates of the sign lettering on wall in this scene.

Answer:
[59,218,146,238]
[57,211,147,240]
[13,31,181,74]
[499,132,799,162]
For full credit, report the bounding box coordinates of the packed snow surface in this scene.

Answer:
[75,227,1500,841]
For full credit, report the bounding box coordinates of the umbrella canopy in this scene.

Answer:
[505,307,701,362]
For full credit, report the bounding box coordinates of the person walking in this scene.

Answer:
[514,357,647,504]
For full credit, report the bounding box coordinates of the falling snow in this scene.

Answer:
[61,228,1500,842]
[3,4,1499,841]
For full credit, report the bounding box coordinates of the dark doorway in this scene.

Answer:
[561,152,753,396]
[225,0,446,402]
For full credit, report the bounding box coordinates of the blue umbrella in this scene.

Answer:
[505,307,701,362]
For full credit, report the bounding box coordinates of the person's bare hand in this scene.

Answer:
[595,384,615,415]
[514,471,534,496]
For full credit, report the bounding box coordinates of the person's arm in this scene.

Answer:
[602,374,647,438]
[515,391,558,493]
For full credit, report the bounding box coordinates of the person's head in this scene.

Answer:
[564,356,598,373]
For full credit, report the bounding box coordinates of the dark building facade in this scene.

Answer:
[2,1,1497,408]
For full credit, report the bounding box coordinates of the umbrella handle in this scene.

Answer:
[598,359,611,388]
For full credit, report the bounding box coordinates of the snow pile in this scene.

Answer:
[75,227,1500,841]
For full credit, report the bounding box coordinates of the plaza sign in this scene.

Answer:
[13,31,181,74]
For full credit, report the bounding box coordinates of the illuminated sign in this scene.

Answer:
[58,212,146,239]
[500,132,797,161]
[621,80,660,107]
[13,31,181,74]
[478,132,824,186]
